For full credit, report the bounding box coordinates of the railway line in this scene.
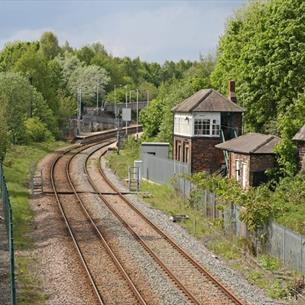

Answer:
[49,126,247,305]
[83,140,247,305]
[50,136,149,305]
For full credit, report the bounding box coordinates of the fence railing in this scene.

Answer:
[140,153,305,274]
[141,153,192,196]
[0,162,17,305]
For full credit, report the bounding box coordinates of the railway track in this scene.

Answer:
[50,136,148,305]
[84,143,247,305]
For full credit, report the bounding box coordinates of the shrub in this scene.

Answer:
[24,117,54,143]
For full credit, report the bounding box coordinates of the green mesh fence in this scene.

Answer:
[0,162,17,305]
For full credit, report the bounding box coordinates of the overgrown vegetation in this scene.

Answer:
[188,172,305,235]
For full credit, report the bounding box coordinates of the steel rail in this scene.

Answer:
[84,145,202,305]
[50,143,106,305]
[66,141,148,305]
[49,126,143,305]
[88,144,246,305]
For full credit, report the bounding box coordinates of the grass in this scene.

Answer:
[107,137,140,180]
[106,138,296,300]
[3,141,66,305]
[276,204,305,235]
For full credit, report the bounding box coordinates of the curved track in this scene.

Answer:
[50,138,148,305]
[84,143,247,305]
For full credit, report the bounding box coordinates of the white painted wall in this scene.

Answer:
[174,113,193,137]
[174,112,221,137]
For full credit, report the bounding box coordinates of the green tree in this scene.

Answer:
[0,41,34,72]
[0,72,56,143]
[211,0,305,132]
[140,56,214,142]
[56,52,83,85]
[0,99,9,160]
[67,64,110,104]
[24,117,54,142]
[39,32,60,60]
[274,92,305,177]
[14,46,62,113]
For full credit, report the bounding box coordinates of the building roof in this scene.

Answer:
[293,124,305,141]
[215,133,280,154]
[172,89,244,113]
[142,142,169,146]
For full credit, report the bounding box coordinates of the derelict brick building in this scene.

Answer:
[216,133,280,189]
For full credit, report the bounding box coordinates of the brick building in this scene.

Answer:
[172,81,244,173]
[293,124,305,171]
[216,133,280,189]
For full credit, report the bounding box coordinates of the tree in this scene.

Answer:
[14,46,62,113]
[0,98,9,160]
[39,32,60,60]
[56,52,83,85]
[0,41,34,72]
[140,56,214,142]
[24,117,54,142]
[62,41,73,53]
[0,72,57,143]
[274,92,305,177]
[211,0,305,133]
[67,65,110,104]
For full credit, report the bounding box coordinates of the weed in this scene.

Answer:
[258,255,281,272]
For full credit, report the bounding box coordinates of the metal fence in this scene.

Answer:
[267,222,305,274]
[0,162,16,305]
[140,153,305,274]
[199,189,305,274]
[141,153,192,195]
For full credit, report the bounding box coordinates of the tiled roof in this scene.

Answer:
[215,133,280,154]
[172,89,244,113]
[293,124,305,141]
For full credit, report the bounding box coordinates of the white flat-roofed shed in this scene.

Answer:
[141,142,170,159]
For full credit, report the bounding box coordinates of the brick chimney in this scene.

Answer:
[228,80,237,103]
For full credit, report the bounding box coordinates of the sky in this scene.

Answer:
[0,0,248,63]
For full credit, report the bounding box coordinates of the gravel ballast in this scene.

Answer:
[71,145,191,305]
[101,154,284,305]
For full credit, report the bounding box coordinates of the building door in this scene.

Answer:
[242,163,247,189]
[176,141,181,161]
[185,146,189,163]
[235,160,241,182]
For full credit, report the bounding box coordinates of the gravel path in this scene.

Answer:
[101,153,285,305]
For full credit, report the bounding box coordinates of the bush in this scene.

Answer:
[24,117,54,143]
